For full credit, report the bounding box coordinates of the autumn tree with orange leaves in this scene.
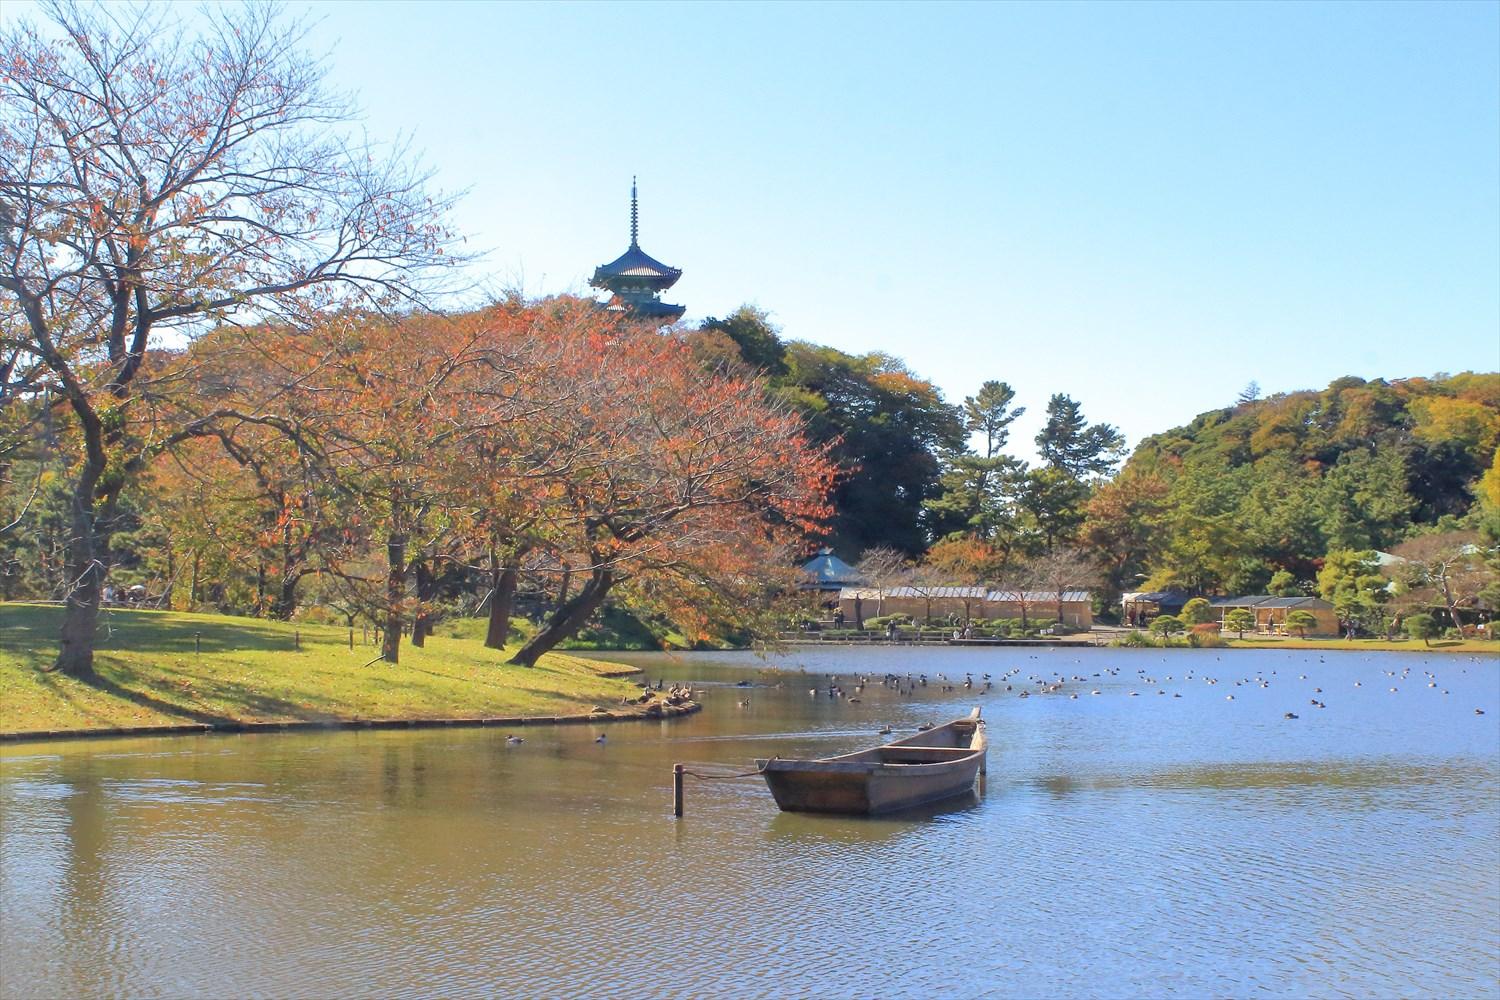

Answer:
[501,308,835,666]
[209,299,833,667]
[0,1,463,677]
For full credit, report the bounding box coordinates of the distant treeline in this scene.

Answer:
[687,309,1499,612]
[6,305,1495,655]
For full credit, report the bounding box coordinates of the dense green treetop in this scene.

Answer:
[1111,373,1500,595]
[683,310,963,556]
[1036,394,1127,479]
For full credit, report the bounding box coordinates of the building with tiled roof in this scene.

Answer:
[836,586,1094,628]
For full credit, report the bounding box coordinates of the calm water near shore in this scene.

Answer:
[2,646,1497,998]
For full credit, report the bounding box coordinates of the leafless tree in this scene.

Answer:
[1027,546,1100,626]
[1387,532,1495,633]
[0,1,465,676]
[855,546,908,618]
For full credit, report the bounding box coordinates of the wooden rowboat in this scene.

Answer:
[756,708,987,815]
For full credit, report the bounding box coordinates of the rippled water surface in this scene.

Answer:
[3,646,1498,998]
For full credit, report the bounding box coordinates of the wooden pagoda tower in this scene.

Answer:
[590,178,685,322]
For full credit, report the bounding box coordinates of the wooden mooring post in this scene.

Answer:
[673,763,684,818]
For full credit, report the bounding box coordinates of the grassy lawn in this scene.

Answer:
[0,603,641,735]
[1224,634,1498,654]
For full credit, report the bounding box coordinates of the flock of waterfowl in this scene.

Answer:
[501,653,1491,748]
[763,652,1495,723]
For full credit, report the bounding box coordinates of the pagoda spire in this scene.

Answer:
[630,176,639,248]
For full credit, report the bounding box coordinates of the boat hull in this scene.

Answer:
[759,756,984,815]
[756,710,987,816]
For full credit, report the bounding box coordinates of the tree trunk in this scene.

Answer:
[484,561,518,650]
[1440,579,1462,633]
[270,574,300,622]
[411,560,432,648]
[55,475,107,679]
[268,523,303,620]
[382,533,406,664]
[190,551,201,611]
[509,568,614,668]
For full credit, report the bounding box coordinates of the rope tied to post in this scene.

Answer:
[676,759,775,781]
[673,759,774,817]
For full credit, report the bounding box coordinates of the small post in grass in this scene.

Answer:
[348,627,354,650]
[194,632,201,656]
[673,763,685,818]
[295,629,301,651]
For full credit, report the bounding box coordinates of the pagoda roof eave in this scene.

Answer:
[592,244,682,288]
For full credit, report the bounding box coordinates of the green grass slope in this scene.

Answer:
[0,604,639,735]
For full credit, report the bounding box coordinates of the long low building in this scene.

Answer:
[838,587,1094,628]
[1208,595,1339,635]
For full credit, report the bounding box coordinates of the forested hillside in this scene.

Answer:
[1084,374,1500,598]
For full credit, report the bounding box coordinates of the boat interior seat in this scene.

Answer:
[877,746,976,764]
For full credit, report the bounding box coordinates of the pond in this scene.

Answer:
[2,645,1497,998]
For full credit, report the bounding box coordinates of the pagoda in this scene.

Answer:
[590,178,685,322]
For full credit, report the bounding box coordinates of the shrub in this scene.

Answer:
[1223,608,1255,637]
[1190,622,1221,634]
[1150,615,1185,643]
[1111,630,1155,648]
[1187,631,1228,648]
[1284,609,1319,638]
[1404,613,1440,646]
[1181,597,1214,625]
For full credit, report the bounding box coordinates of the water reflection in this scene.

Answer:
[2,646,1497,999]
[764,788,985,844]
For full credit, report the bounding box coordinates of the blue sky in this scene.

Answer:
[12,1,1500,459]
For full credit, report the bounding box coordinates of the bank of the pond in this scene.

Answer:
[1223,635,1496,653]
[0,604,681,741]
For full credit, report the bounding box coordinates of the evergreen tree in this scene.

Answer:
[697,306,788,377]
[926,381,1026,551]
[1036,394,1127,479]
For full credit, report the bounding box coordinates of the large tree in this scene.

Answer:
[1079,470,1169,608]
[1,1,461,676]
[925,380,1026,550]
[1386,531,1496,632]
[776,343,962,555]
[498,307,834,667]
[1035,393,1127,479]
[1316,549,1387,636]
